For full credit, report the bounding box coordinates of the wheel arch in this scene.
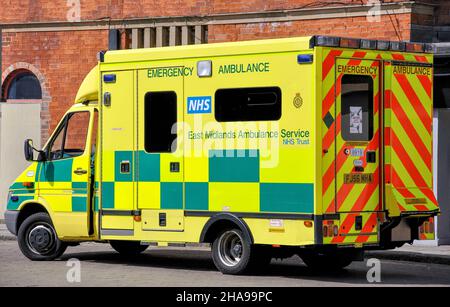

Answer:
[199,213,254,244]
[16,200,53,234]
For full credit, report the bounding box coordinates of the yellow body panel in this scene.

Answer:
[101,216,134,230]
[6,36,438,250]
[141,210,184,231]
[245,219,314,245]
[208,183,260,213]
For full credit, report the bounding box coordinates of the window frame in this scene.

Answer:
[144,91,178,154]
[46,111,91,161]
[340,74,374,142]
[5,71,42,100]
[214,86,282,123]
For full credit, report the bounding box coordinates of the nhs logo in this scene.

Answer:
[187,96,211,114]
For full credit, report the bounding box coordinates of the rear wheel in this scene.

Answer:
[212,229,252,275]
[299,250,355,271]
[17,212,67,261]
[110,240,148,256]
[211,228,270,275]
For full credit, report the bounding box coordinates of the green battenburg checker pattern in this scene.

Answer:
[185,182,209,210]
[209,149,259,182]
[161,182,183,209]
[7,195,34,210]
[72,182,88,212]
[7,150,313,214]
[39,159,73,182]
[101,149,314,214]
[260,183,314,213]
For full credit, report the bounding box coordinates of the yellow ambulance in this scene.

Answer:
[4,36,439,274]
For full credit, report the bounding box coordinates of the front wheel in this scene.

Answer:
[110,240,148,256]
[17,212,67,261]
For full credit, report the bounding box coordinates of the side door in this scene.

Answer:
[137,66,184,231]
[100,70,136,236]
[38,109,94,237]
[334,58,381,213]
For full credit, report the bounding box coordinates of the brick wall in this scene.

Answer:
[0,0,411,23]
[436,1,450,25]
[209,14,412,43]
[1,0,447,141]
[1,30,108,139]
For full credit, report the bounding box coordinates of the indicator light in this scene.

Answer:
[103,74,116,83]
[297,54,314,64]
[340,38,360,48]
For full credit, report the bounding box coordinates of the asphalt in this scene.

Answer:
[0,223,15,241]
[1,240,449,286]
[366,245,450,265]
[1,223,449,265]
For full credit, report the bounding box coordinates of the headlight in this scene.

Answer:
[7,191,12,203]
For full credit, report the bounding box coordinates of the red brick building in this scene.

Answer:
[1,1,450,243]
[1,0,449,143]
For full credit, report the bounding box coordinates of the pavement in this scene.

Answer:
[1,222,449,265]
[1,240,449,286]
[366,245,450,265]
[0,223,15,241]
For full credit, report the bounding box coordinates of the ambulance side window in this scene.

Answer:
[144,91,177,153]
[215,87,281,122]
[341,75,373,142]
[48,112,90,160]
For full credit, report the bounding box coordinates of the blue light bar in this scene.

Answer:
[377,41,390,51]
[297,54,314,64]
[360,39,377,50]
[390,41,406,52]
[312,36,340,47]
[103,74,116,83]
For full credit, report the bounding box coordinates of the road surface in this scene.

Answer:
[0,241,449,287]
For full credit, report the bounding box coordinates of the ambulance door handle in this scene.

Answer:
[74,168,88,175]
[170,162,180,173]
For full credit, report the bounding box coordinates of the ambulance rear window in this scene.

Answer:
[215,87,281,122]
[341,75,374,142]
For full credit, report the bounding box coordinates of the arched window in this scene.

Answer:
[4,70,42,100]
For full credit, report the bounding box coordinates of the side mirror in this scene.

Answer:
[24,139,34,161]
[24,139,46,162]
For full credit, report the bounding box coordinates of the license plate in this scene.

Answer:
[344,173,374,184]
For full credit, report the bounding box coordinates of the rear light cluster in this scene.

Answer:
[323,220,339,238]
[420,219,435,234]
[310,35,432,54]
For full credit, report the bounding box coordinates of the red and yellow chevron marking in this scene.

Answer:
[320,48,436,246]
[419,217,435,240]
[384,55,438,213]
[334,58,381,214]
[321,49,377,215]
[355,212,379,243]
[330,212,378,244]
[319,48,437,246]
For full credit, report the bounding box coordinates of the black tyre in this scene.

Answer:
[212,229,254,275]
[299,250,354,271]
[110,240,148,256]
[17,212,67,261]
